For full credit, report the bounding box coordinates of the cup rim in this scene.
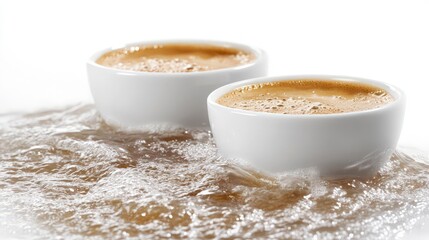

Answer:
[87,39,266,76]
[207,75,405,119]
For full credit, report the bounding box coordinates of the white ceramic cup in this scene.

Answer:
[87,40,268,130]
[207,75,406,175]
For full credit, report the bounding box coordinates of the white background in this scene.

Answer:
[1,1,429,238]
[1,0,428,151]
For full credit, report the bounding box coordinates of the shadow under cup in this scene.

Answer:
[207,75,406,176]
[87,40,268,130]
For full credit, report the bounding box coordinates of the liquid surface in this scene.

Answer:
[1,105,429,240]
[217,80,395,114]
[96,44,254,73]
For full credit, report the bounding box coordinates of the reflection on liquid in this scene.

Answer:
[0,104,429,239]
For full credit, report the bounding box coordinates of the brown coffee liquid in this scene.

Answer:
[217,79,395,114]
[96,44,255,73]
[1,105,429,239]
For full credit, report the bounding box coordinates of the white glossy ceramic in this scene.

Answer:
[87,40,268,130]
[208,75,406,175]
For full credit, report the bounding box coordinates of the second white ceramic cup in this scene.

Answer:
[208,75,406,175]
[87,40,268,130]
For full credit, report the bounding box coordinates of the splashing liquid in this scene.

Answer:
[1,105,429,239]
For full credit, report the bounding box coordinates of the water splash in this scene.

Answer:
[0,104,428,239]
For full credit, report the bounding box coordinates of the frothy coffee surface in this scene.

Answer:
[96,44,255,73]
[217,79,395,114]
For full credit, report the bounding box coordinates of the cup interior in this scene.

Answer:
[208,75,404,118]
[87,40,266,75]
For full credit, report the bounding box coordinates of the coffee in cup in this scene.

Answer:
[207,75,405,174]
[217,79,394,114]
[87,40,267,129]
[96,44,255,73]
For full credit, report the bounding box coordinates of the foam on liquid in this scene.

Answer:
[217,80,395,114]
[1,105,429,239]
[96,44,255,73]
